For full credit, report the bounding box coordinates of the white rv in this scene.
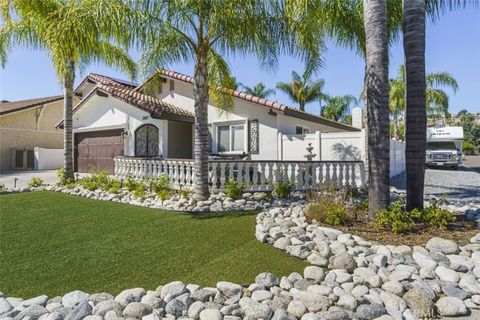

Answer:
[426,126,464,169]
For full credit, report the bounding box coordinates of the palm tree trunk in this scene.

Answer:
[193,48,210,200]
[404,0,426,210]
[363,0,390,218]
[63,62,75,181]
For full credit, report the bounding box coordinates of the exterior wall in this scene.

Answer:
[73,95,167,157]
[0,100,64,171]
[34,147,63,170]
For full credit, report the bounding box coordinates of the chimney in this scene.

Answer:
[352,107,364,129]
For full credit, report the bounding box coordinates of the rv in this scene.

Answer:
[426,126,463,169]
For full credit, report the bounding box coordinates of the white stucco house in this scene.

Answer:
[59,70,361,173]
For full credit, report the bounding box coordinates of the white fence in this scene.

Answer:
[279,130,405,178]
[114,157,366,191]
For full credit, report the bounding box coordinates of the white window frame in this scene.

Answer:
[295,126,310,135]
[214,120,248,154]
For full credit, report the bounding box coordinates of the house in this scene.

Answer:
[0,96,72,171]
[63,70,360,173]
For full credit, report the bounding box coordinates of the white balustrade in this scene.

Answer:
[113,157,365,191]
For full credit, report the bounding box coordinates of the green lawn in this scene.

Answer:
[0,191,307,298]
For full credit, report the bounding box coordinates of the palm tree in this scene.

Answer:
[389,66,405,140]
[135,1,320,200]
[1,0,136,181]
[321,95,358,122]
[363,0,390,217]
[426,71,458,120]
[276,70,326,112]
[239,82,275,99]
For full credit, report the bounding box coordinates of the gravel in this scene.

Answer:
[391,167,480,204]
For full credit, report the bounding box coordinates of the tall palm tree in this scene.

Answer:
[363,0,390,217]
[403,0,426,211]
[276,70,326,112]
[321,94,358,122]
[389,65,458,139]
[135,1,321,200]
[239,82,275,99]
[1,0,136,181]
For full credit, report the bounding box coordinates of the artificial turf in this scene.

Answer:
[0,191,308,298]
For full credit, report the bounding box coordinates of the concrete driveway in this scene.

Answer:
[464,155,480,173]
[0,170,88,189]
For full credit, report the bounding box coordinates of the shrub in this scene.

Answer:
[273,181,292,199]
[151,176,170,194]
[178,188,191,199]
[79,178,99,191]
[463,140,477,155]
[28,177,43,188]
[56,168,73,186]
[374,200,422,233]
[157,189,170,201]
[106,180,122,194]
[125,175,140,192]
[423,202,455,230]
[0,182,5,192]
[306,198,347,226]
[89,170,110,189]
[225,180,243,199]
[132,184,146,200]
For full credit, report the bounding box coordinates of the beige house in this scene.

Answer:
[0,96,68,171]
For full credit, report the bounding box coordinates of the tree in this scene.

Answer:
[321,95,358,122]
[276,70,327,111]
[389,65,405,140]
[239,82,275,99]
[136,1,321,200]
[363,0,390,217]
[1,0,136,181]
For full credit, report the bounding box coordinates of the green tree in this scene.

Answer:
[276,70,327,112]
[239,82,275,99]
[321,95,358,122]
[135,1,321,200]
[1,0,136,181]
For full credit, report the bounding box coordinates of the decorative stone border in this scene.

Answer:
[1,202,479,320]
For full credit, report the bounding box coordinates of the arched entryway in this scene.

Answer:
[135,124,159,157]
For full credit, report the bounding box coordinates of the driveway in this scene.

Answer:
[391,166,480,204]
[0,170,88,189]
[464,155,480,173]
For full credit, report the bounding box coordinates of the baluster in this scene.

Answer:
[287,163,294,185]
[304,162,311,190]
[324,163,330,189]
[351,163,358,188]
[228,162,235,182]
[244,163,252,191]
[258,163,265,191]
[236,162,244,185]
[251,163,258,191]
[273,163,280,184]
[166,161,172,184]
[178,161,185,187]
[210,162,218,191]
[263,162,270,191]
[185,162,192,187]
[331,163,338,189]
[293,164,300,191]
[344,163,351,187]
[219,162,226,190]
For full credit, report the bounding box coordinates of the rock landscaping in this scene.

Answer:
[1,203,479,320]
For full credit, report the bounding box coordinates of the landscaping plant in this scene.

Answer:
[374,200,422,233]
[306,198,347,226]
[157,189,170,201]
[151,176,170,194]
[28,177,44,188]
[132,184,147,200]
[0,182,5,192]
[225,180,244,199]
[273,181,293,199]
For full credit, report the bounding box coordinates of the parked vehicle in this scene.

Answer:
[426,126,463,169]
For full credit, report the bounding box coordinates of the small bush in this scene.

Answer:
[107,180,122,194]
[423,202,455,230]
[89,170,110,189]
[0,182,5,192]
[28,177,44,188]
[157,189,170,201]
[125,175,140,192]
[132,184,146,199]
[306,198,347,226]
[151,176,170,193]
[374,200,422,233]
[178,188,191,199]
[56,168,73,186]
[273,181,292,199]
[225,180,243,199]
[463,140,477,155]
[79,178,99,191]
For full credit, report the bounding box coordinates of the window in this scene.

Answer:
[296,126,310,134]
[217,124,245,153]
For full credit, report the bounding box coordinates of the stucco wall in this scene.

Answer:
[0,99,64,171]
[73,94,167,157]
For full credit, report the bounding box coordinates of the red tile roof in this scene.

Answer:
[139,69,359,132]
[57,74,194,128]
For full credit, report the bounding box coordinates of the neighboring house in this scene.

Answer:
[63,70,360,173]
[0,96,69,171]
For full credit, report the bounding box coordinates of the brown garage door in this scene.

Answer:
[74,129,124,173]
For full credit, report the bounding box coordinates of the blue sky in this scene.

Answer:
[1,7,479,115]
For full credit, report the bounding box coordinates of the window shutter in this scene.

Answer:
[248,119,259,154]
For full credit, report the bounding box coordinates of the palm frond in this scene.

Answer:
[426,71,458,92]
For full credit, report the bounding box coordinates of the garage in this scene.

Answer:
[74,129,124,173]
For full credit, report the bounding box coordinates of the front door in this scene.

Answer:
[135,124,159,157]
